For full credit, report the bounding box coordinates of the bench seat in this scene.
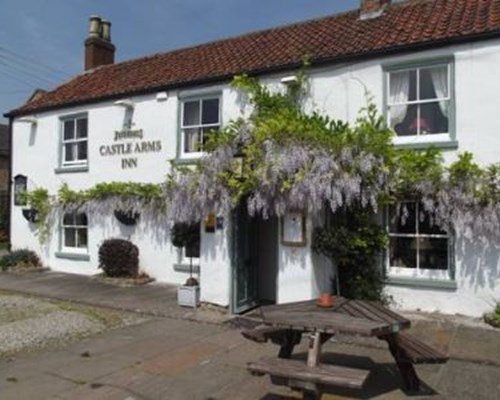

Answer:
[241,324,290,343]
[248,356,370,390]
[396,333,449,364]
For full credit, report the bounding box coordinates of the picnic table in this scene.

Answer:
[242,298,448,399]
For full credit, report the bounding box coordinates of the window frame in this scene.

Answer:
[385,202,454,282]
[383,57,457,149]
[60,211,89,254]
[178,93,222,160]
[60,113,89,168]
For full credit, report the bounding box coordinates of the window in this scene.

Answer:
[387,63,451,137]
[62,212,88,252]
[61,115,88,166]
[387,202,451,280]
[180,96,220,156]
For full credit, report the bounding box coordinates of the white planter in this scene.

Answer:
[177,285,200,308]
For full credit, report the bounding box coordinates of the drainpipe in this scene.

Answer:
[7,117,12,251]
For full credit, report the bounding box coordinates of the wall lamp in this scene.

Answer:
[17,116,38,125]
[113,99,135,109]
[280,75,298,85]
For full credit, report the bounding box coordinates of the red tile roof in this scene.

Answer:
[7,0,500,117]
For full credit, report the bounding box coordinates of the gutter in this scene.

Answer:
[5,29,500,119]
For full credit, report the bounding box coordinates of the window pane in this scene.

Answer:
[76,118,88,138]
[64,120,75,140]
[419,238,448,270]
[183,101,200,126]
[64,144,75,162]
[201,98,219,124]
[75,213,87,226]
[390,237,417,269]
[420,66,448,100]
[63,213,74,225]
[64,228,76,247]
[184,128,202,153]
[420,102,449,135]
[201,126,220,147]
[77,228,88,248]
[419,207,447,235]
[389,203,417,234]
[77,142,88,160]
[390,70,416,103]
[392,104,418,136]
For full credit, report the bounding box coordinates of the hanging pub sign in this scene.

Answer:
[14,174,28,206]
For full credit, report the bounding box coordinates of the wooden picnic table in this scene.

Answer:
[244,298,448,399]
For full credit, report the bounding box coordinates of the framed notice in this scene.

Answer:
[281,211,307,247]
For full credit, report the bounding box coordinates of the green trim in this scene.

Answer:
[395,140,459,150]
[386,276,457,290]
[55,252,90,261]
[173,263,200,274]
[54,165,89,174]
[382,55,457,143]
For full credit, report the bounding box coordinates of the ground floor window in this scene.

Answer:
[62,212,88,252]
[387,202,451,280]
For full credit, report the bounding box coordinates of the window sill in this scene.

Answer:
[393,136,458,150]
[55,252,90,261]
[173,263,200,274]
[54,165,89,174]
[174,157,202,165]
[386,276,457,290]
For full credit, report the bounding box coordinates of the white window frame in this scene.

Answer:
[180,95,221,159]
[61,114,88,167]
[386,202,451,281]
[385,59,454,147]
[61,212,88,254]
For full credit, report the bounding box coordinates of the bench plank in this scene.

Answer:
[397,333,448,364]
[241,325,289,343]
[248,356,370,390]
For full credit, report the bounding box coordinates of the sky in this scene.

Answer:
[0,0,359,122]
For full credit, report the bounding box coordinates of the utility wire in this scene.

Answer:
[0,59,59,87]
[0,53,64,83]
[0,65,46,88]
[0,45,70,79]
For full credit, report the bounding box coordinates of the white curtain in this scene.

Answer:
[430,66,449,117]
[389,71,410,125]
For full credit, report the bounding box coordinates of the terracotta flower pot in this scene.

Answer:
[317,293,335,308]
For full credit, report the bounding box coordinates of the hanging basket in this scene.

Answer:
[22,208,38,223]
[114,209,140,226]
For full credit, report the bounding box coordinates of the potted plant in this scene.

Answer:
[22,208,38,223]
[171,222,201,308]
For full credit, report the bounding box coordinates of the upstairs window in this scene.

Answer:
[180,96,220,156]
[62,212,88,252]
[387,63,451,137]
[387,202,451,280]
[62,115,88,166]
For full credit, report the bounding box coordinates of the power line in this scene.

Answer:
[0,65,47,88]
[0,59,59,87]
[0,45,71,79]
[0,52,66,83]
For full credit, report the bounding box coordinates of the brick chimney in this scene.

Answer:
[360,0,391,19]
[84,16,115,70]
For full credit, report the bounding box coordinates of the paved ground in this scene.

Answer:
[0,271,499,399]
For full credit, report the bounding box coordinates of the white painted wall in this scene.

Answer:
[10,38,500,315]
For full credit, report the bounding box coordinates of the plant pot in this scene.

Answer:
[317,293,335,308]
[22,208,38,223]
[177,285,200,308]
[114,209,140,226]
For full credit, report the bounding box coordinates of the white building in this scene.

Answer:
[5,0,500,316]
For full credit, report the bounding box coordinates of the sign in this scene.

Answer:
[99,128,162,169]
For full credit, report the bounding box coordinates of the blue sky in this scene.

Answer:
[0,0,359,122]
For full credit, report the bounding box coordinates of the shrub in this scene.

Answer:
[0,249,41,271]
[98,239,139,278]
[484,302,500,328]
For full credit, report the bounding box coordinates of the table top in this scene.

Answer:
[260,298,411,337]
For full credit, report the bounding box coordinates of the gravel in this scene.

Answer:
[0,294,147,356]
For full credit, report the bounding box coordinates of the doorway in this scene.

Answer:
[231,205,278,314]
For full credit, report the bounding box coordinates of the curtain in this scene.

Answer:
[430,66,449,117]
[389,71,410,125]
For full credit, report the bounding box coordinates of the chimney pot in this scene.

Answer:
[101,20,111,42]
[88,15,102,38]
[360,0,391,19]
[84,15,115,70]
